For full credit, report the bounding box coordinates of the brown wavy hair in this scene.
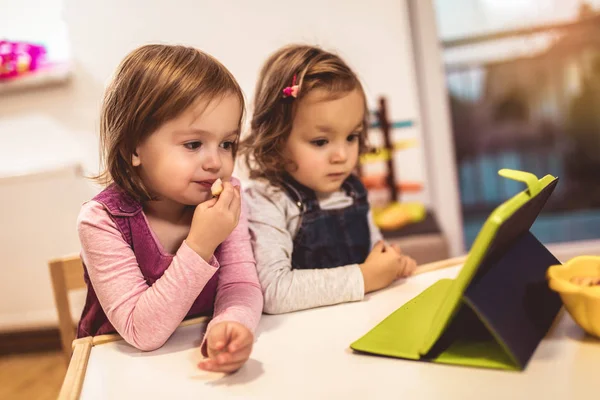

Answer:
[95,44,245,201]
[240,44,369,187]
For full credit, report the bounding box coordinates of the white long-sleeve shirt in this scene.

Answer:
[244,178,382,314]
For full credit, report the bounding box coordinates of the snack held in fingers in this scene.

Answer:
[212,178,224,196]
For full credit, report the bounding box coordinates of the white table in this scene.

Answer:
[60,263,599,400]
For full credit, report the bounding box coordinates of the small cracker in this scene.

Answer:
[211,178,223,196]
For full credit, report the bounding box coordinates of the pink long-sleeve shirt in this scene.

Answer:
[77,196,263,352]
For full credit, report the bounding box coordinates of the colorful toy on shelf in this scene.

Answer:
[372,201,426,231]
[360,97,426,231]
[0,40,47,81]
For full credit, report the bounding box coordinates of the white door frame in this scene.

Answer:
[406,0,465,256]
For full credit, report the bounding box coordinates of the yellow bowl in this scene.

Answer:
[547,256,600,338]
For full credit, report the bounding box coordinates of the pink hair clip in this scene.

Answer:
[282,74,299,98]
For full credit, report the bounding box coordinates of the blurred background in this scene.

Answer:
[438,0,600,248]
[2,0,600,398]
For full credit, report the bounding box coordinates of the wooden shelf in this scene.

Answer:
[0,65,71,94]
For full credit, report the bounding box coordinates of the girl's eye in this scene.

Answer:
[183,141,201,150]
[220,141,235,151]
[311,139,328,147]
[347,133,360,142]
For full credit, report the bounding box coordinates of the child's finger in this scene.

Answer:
[200,350,249,373]
[198,359,216,371]
[399,257,417,277]
[391,244,403,255]
[213,344,251,366]
[199,197,218,209]
[199,358,240,372]
[215,351,233,365]
[215,182,235,210]
[372,240,385,253]
[207,323,230,356]
[397,261,407,279]
[397,257,409,278]
[198,359,245,373]
[227,327,253,353]
[224,344,253,364]
[407,257,417,275]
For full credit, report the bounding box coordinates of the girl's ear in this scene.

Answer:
[132,150,141,167]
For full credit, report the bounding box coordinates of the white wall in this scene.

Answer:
[61,0,421,124]
[0,0,428,329]
[0,165,98,330]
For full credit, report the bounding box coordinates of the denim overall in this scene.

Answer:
[281,174,371,270]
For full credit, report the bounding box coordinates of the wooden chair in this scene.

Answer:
[48,255,86,363]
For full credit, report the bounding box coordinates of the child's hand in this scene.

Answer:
[359,241,407,294]
[186,181,241,261]
[390,244,417,278]
[198,321,254,373]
